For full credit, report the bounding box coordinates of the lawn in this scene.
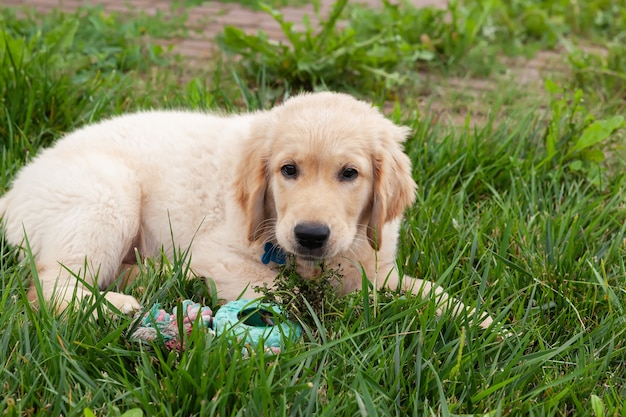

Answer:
[1,0,625,416]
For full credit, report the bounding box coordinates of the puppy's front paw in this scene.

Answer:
[105,292,141,315]
[476,314,515,339]
[477,314,494,329]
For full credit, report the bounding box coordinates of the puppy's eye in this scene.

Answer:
[340,167,358,181]
[281,164,298,179]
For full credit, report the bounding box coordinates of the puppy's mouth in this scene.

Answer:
[293,248,327,263]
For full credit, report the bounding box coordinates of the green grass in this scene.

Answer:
[1,1,626,416]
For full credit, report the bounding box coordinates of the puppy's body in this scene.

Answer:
[0,93,492,327]
[3,112,261,308]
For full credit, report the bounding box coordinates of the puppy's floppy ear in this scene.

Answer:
[234,122,272,242]
[367,124,417,250]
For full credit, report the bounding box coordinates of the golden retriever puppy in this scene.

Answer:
[0,92,493,327]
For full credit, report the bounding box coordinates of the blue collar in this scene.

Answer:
[262,242,287,265]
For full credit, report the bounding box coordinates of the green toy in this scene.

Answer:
[130,299,302,354]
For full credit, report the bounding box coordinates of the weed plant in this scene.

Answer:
[1,2,625,416]
[218,0,626,105]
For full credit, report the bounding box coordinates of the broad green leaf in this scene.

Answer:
[0,31,30,64]
[545,78,562,95]
[590,394,605,417]
[120,409,144,417]
[581,148,605,163]
[44,19,79,55]
[568,160,583,171]
[571,115,624,153]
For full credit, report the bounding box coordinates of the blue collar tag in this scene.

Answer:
[262,242,287,265]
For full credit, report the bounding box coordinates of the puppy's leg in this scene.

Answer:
[29,263,141,314]
[401,275,494,328]
[30,218,142,314]
[378,271,493,329]
[11,158,143,314]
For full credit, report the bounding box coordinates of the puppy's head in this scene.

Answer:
[235,92,416,261]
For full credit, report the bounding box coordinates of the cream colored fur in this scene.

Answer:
[0,92,493,327]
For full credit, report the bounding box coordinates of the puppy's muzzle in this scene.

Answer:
[294,222,330,256]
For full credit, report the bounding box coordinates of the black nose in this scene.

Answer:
[294,223,330,250]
